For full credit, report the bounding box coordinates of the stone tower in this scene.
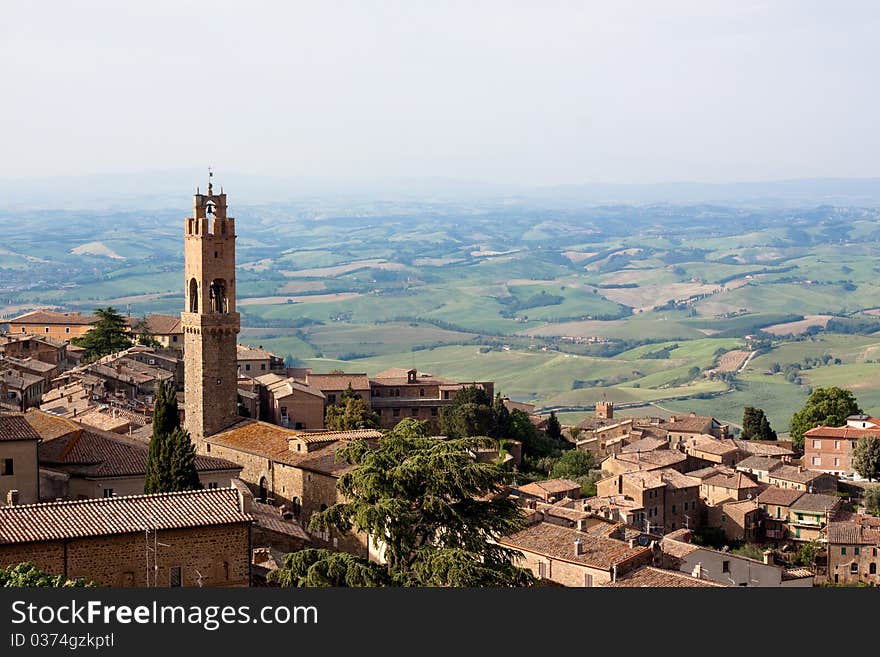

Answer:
[595,399,613,420]
[181,176,240,448]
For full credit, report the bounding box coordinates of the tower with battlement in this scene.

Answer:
[181,176,240,447]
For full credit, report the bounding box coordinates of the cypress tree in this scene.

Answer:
[145,380,201,493]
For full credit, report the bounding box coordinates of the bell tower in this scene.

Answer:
[181,172,240,447]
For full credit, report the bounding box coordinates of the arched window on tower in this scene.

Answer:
[209,279,228,313]
[189,278,199,313]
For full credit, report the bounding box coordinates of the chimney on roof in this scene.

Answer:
[574,538,584,556]
[6,489,19,506]
[762,549,773,565]
[628,538,636,548]
[577,518,588,532]
[691,563,703,579]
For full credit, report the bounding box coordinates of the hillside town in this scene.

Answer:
[2,184,879,589]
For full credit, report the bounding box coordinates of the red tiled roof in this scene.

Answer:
[826,522,880,545]
[602,566,725,587]
[756,486,803,506]
[702,471,759,490]
[518,479,582,496]
[306,373,370,391]
[804,425,880,440]
[140,314,182,335]
[38,424,241,478]
[498,522,649,570]
[8,310,96,325]
[0,488,252,544]
[0,414,41,442]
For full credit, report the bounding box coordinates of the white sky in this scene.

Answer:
[2,0,879,185]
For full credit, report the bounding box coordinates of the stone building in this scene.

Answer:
[254,373,325,430]
[825,514,880,586]
[5,310,97,341]
[0,414,40,505]
[202,419,383,556]
[0,488,252,587]
[182,180,241,446]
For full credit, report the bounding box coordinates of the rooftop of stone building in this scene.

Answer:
[602,565,725,587]
[0,488,252,544]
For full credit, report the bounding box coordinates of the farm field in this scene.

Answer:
[3,199,880,435]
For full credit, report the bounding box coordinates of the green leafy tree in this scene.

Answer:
[272,418,535,587]
[324,396,380,431]
[71,307,133,360]
[268,549,389,587]
[439,385,495,438]
[852,435,880,482]
[550,449,594,480]
[145,381,201,493]
[133,315,161,348]
[546,411,562,442]
[862,487,880,516]
[0,562,95,588]
[790,387,862,450]
[741,406,777,441]
[491,393,511,440]
[793,540,823,567]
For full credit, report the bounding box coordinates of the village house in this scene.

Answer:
[731,438,795,460]
[596,467,702,535]
[0,488,252,587]
[6,310,97,341]
[1,354,58,386]
[659,528,813,587]
[132,314,183,350]
[698,469,762,506]
[789,493,842,542]
[0,414,41,505]
[254,373,325,430]
[708,498,761,543]
[756,486,805,541]
[25,409,242,501]
[665,412,729,447]
[599,449,688,477]
[367,368,494,431]
[824,514,880,586]
[516,478,582,503]
[803,415,880,478]
[0,333,68,369]
[580,494,648,527]
[736,455,784,483]
[202,419,383,556]
[0,368,45,411]
[305,373,371,407]
[766,463,837,493]
[237,344,285,377]
[497,518,653,587]
[683,436,744,468]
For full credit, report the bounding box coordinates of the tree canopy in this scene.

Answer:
[546,411,562,442]
[439,385,496,438]
[0,562,95,588]
[741,406,777,441]
[71,306,133,361]
[852,435,880,482]
[145,381,202,494]
[324,394,380,431]
[270,418,535,587]
[789,387,862,450]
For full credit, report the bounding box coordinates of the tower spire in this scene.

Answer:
[207,166,214,196]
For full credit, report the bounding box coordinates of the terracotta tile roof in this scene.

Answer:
[140,314,182,335]
[736,455,781,471]
[8,310,96,325]
[306,373,370,391]
[518,479,582,496]
[371,368,455,385]
[498,522,649,569]
[263,377,325,400]
[702,471,759,490]
[732,440,795,457]
[659,533,701,558]
[619,437,667,453]
[603,566,725,587]
[826,522,880,545]
[791,493,841,514]
[1,369,43,389]
[294,429,383,444]
[756,486,804,506]
[717,498,759,519]
[804,425,880,440]
[207,420,371,475]
[236,344,280,360]
[249,502,310,541]
[768,464,827,484]
[0,414,41,441]
[581,495,643,513]
[687,465,735,479]
[23,409,81,441]
[782,567,815,580]
[0,488,252,544]
[604,450,687,471]
[622,468,700,490]
[666,414,722,434]
[685,437,740,456]
[38,423,241,478]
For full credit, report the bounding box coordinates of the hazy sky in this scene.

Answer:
[3,1,879,185]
